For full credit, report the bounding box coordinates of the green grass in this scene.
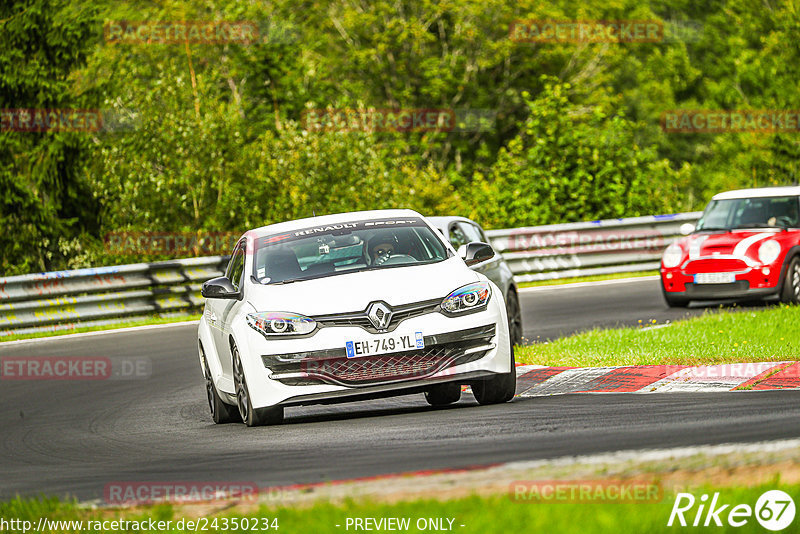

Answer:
[1,482,795,533]
[516,304,799,367]
[0,314,201,343]
[518,270,658,288]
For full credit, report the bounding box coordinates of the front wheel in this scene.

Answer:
[780,256,800,304]
[201,344,240,424]
[232,342,284,427]
[661,278,689,308]
[424,382,462,406]
[472,347,516,405]
[506,289,523,346]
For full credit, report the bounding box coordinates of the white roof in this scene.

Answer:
[712,186,800,200]
[249,209,424,237]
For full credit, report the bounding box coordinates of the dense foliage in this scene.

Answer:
[2,0,799,274]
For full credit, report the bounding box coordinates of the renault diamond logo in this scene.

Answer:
[367,302,393,330]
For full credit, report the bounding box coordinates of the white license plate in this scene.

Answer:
[346,332,424,358]
[694,272,736,284]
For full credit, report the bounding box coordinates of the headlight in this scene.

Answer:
[758,240,781,264]
[662,243,684,269]
[246,312,316,337]
[441,281,491,315]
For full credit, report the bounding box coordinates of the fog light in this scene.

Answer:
[762,267,770,276]
[666,273,673,279]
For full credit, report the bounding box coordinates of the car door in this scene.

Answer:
[209,240,246,378]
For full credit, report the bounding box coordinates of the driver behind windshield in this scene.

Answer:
[368,235,397,265]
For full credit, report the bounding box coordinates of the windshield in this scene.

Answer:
[252,217,450,284]
[695,196,800,231]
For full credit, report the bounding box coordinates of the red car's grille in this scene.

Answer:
[684,258,748,274]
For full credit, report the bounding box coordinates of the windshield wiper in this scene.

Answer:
[695,226,730,232]
[269,278,305,285]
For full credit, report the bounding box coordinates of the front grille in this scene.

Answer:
[263,324,495,387]
[685,281,750,296]
[684,258,748,274]
[312,298,441,333]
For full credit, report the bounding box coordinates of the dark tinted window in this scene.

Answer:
[226,244,246,290]
[697,196,800,230]
[253,218,449,284]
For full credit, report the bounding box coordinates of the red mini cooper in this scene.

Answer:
[661,186,800,307]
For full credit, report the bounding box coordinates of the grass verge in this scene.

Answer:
[0,314,201,343]
[517,270,658,288]
[516,304,799,367]
[1,481,796,533]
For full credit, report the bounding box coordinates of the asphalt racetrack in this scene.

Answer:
[1,277,796,501]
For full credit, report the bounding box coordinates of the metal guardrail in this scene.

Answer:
[0,257,229,337]
[0,212,703,336]
[486,212,702,283]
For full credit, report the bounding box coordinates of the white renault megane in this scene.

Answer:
[197,209,515,426]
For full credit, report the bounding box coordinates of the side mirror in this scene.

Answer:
[201,276,239,299]
[679,222,696,235]
[458,242,495,267]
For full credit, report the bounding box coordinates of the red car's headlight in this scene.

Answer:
[662,243,683,268]
[757,240,781,264]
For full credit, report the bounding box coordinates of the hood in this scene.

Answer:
[683,229,781,259]
[246,257,481,315]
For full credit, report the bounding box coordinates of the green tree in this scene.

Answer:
[0,0,100,274]
[470,79,690,228]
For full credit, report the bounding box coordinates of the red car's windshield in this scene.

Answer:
[696,196,800,231]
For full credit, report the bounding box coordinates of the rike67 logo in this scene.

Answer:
[668,490,796,530]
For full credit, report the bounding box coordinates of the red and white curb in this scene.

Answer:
[513,362,800,396]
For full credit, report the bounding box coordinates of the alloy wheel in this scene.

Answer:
[793,262,800,299]
[232,346,249,422]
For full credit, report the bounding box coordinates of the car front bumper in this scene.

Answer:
[233,289,511,409]
[661,258,782,300]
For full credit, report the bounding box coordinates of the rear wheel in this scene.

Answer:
[780,256,800,304]
[201,344,240,424]
[472,346,516,405]
[506,289,523,346]
[232,342,284,427]
[424,382,462,406]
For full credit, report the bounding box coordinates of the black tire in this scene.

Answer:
[472,346,516,405]
[780,256,800,305]
[661,279,689,308]
[232,342,284,427]
[424,382,462,406]
[201,344,240,424]
[506,289,523,346]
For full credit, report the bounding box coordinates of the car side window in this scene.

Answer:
[449,224,470,249]
[226,244,246,291]
[455,222,484,243]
